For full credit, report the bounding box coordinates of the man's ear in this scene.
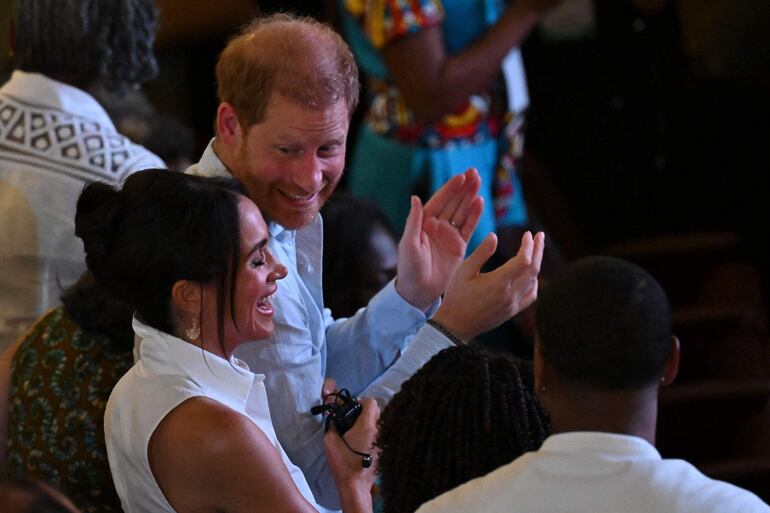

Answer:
[170,280,202,316]
[216,102,242,144]
[660,335,680,387]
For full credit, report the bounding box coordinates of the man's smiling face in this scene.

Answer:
[231,92,349,229]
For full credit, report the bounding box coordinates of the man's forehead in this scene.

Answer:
[257,92,350,126]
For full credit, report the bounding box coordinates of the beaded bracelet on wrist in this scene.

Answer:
[426,318,466,346]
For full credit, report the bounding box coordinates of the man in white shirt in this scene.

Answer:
[416,256,770,513]
[188,13,545,510]
[0,0,164,351]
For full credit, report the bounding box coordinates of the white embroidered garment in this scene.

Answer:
[106,318,319,513]
[0,71,163,351]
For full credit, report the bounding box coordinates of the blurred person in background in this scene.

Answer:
[321,192,398,318]
[0,273,134,513]
[0,0,164,352]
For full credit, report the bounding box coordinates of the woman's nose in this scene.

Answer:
[270,263,288,281]
[264,247,288,281]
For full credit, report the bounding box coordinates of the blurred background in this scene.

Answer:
[3,0,766,251]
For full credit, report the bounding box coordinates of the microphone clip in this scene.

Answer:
[310,388,372,468]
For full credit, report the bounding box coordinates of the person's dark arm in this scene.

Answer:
[381,0,563,121]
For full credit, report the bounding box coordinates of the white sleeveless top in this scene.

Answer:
[105,318,319,513]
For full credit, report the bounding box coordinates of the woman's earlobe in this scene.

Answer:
[170,280,202,315]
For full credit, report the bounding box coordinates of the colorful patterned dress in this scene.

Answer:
[340,0,529,250]
[5,307,133,513]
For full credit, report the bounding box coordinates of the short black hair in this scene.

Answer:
[536,256,673,389]
[75,169,246,349]
[12,0,158,94]
[376,346,550,513]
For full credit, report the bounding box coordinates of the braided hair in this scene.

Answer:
[377,346,550,513]
[12,0,158,94]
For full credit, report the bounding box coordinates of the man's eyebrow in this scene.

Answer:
[325,136,346,146]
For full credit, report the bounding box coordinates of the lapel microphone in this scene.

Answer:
[311,388,373,468]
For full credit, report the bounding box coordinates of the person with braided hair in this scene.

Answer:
[376,345,549,513]
[0,0,164,352]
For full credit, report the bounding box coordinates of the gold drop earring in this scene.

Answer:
[185,317,200,341]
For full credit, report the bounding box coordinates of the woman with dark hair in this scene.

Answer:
[376,345,550,513]
[74,170,378,513]
[0,272,134,513]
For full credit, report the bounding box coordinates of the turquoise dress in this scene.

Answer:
[340,0,528,251]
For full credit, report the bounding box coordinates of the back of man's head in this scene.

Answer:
[215,13,359,128]
[12,0,158,94]
[536,256,672,390]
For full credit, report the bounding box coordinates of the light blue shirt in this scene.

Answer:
[187,141,451,510]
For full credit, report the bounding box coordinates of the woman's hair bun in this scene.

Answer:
[75,181,123,275]
[72,168,246,337]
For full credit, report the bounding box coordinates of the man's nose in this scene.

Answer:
[292,154,324,192]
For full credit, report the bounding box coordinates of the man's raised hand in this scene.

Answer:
[431,231,545,341]
[395,168,483,311]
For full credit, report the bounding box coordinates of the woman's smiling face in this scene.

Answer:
[201,196,288,355]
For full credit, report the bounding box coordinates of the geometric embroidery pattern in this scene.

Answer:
[0,94,155,182]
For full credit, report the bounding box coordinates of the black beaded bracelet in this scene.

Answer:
[426,318,466,346]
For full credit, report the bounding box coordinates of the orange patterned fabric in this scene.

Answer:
[344,0,445,48]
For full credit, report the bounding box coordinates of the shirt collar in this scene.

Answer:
[1,70,116,129]
[269,218,291,241]
[188,138,232,178]
[132,316,261,413]
[541,432,661,460]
